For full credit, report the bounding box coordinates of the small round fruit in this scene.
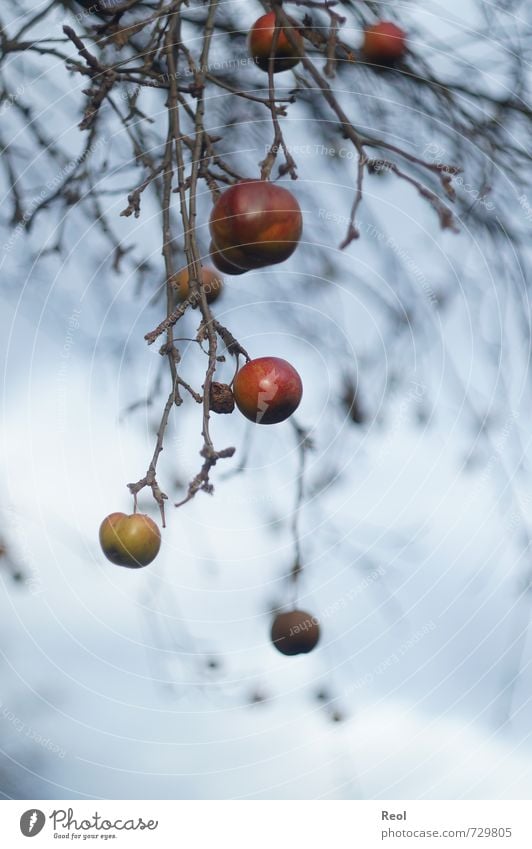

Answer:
[99,512,161,568]
[209,180,302,273]
[248,11,303,73]
[363,21,407,63]
[270,610,320,656]
[171,266,223,304]
[233,357,302,424]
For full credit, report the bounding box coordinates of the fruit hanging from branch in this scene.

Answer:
[233,356,302,425]
[248,11,303,73]
[209,241,247,276]
[171,266,223,304]
[362,21,407,63]
[209,180,302,273]
[99,512,161,568]
[270,610,320,656]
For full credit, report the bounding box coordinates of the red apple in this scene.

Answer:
[99,512,161,568]
[209,180,302,273]
[233,357,302,424]
[271,610,320,655]
[248,11,303,73]
[209,240,247,276]
[363,21,407,63]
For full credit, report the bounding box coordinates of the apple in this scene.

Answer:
[233,356,302,424]
[270,610,320,655]
[171,266,223,304]
[363,21,407,63]
[209,240,247,275]
[99,512,161,568]
[209,180,302,273]
[248,11,303,73]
